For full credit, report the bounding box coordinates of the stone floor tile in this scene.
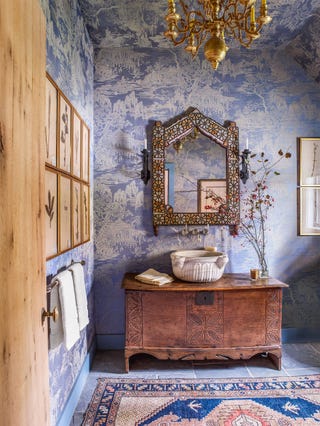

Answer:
[282,343,320,369]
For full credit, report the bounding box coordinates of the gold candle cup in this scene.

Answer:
[250,269,259,280]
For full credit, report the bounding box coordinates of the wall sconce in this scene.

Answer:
[141,145,150,185]
[240,148,251,184]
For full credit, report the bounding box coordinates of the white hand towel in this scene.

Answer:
[57,270,80,350]
[68,263,89,330]
[135,268,174,286]
[48,283,63,350]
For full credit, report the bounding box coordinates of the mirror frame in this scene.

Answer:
[152,107,240,236]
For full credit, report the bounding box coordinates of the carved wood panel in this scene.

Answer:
[265,289,282,345]
[186,292,224,347]
[126,291,143,346]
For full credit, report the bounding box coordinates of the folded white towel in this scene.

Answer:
[68,263,89,330]
[57,270,80,350]
[135,268,174,286]
[48,283,63,350]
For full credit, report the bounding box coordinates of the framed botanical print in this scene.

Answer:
[72,111,81,178]
[45,168,58,258]
[298,138,320,185]
[58,95,71,173]
[81,184,90,242]
[198,179,227,213]
[44,75,91,258]
[72,180,82,246]
[81,122,90,182]
[299,187,320,235]
[45,76,57,166]
[59,174,72,252]
[298,137,320,235]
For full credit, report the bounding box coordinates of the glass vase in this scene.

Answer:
[259,256,268,278]
[260,268,269,278]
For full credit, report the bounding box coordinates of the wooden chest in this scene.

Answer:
[122,273,288,372]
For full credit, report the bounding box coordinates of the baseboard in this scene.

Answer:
[282,328,320,343]
[56,341,96,426]
[96,330,320,351]
[96,334,125,350]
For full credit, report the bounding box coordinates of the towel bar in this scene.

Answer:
[46,259,85,294]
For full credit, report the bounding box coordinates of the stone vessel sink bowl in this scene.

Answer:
[170,249,229,282]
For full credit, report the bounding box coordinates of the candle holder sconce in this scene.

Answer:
[240,149,251,184]
[141,148,151,185]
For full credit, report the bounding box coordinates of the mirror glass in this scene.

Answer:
[165,132,226,213]
[151,107,240,235]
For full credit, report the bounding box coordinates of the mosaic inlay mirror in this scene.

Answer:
[152,107,240,235]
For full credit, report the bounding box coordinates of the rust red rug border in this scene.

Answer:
[82,375,320,425]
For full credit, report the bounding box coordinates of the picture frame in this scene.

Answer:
[72,111,82,178]
[44,75,91,258]
[45,168,58,259]
[72,180,82,247]
[81,122,90,182]
[298,187,320,235]
[81,183,90,243]
[58,94,71,173]
[198,179,227,213]
[298,137,320,235]
[45,76,57,166]
[59,174,72,252]
[298,138,320,186]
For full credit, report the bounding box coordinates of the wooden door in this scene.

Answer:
[0,1,49,425]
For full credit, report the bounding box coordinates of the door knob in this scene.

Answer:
[42,306,59,325]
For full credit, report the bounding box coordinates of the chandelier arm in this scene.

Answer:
[169,7,207,46]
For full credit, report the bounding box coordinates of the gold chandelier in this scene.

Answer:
[164,0,272,70]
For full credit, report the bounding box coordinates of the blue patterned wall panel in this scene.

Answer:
[93,46,320,340]
[40,0,94,424]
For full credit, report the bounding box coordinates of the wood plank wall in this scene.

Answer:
[0,0,50,424]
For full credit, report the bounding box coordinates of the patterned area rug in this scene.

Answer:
[82,376,320,425]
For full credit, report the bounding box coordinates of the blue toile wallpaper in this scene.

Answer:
[39,0,94,424]
[286,8,320,83]
[38,0,320,423]
[93,44,320,344]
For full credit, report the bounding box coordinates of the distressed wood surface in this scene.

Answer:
[0,1,49,424]
[122,272,289,291]
[123,274,287,373]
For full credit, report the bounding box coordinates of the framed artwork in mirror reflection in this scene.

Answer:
[164,162,175,209]
[198,179,227,213]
